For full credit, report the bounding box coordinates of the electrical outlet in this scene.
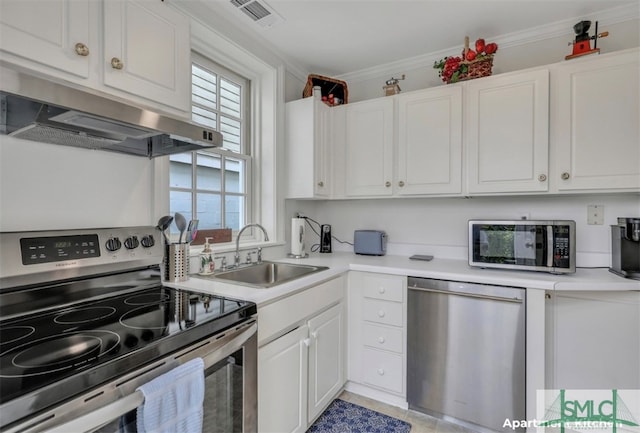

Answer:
[587,205,604,225]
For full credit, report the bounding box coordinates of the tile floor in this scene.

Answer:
[338,390,480,433]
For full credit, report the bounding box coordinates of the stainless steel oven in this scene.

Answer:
[0,226,257,433]
[469,219,576,274]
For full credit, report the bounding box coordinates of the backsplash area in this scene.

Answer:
[288,194,639,267]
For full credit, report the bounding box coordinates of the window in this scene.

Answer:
[169,54,251,234]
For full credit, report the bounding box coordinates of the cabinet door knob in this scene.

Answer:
[561,172,570,180]
[398,181,405,187]
[317,181,324,187]
[378,336,385,344]
[378,287,386,294]
[111,57,124,70]
[311,331,318,340]
[538,174,547,182]
[75,42,89,56]
[385,181,391,187]
[303,338,311,347]
[377,368,385,376]
[377,310,385,318]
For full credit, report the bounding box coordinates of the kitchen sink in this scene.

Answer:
[196,261,329,288]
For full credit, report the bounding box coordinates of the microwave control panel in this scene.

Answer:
[553,225,571,268]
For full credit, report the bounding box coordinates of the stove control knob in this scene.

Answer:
[124,236,139,250]
[105,237,122,252]
[140,235,155,248]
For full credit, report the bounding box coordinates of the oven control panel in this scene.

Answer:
[20,234,101,265]
[1,226,164,285]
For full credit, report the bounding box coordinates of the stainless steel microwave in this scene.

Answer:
[469,220,576,274]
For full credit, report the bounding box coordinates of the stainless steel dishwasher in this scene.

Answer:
[407,277,526,433]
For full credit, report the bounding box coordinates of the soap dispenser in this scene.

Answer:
[199,237,214,275]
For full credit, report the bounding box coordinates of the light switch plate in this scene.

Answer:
[587,204,604,225]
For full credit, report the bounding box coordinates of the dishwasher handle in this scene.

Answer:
[408,284,523,303]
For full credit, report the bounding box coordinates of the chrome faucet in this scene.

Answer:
[234,223,269,268]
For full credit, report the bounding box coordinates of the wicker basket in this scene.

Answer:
[302,74,348,104]
[453,56,494,83]
[443,36,494,84]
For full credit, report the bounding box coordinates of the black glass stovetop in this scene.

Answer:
[0,266,256,410]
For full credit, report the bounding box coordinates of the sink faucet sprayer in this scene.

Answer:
[234,224,269,268]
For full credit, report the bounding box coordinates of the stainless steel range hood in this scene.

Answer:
[0,69,222,158]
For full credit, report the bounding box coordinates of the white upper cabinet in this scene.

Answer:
[345,98,394,197]
[396,85,463,195]
[0,0,191,115]
[285,94,331,198]
[103,0,191,112]
[466,69,550,194]
[0,0,92,78]
[551,48,640,192]
[291,49,638,200]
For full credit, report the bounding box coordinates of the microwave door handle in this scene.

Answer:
[546,225,554,268]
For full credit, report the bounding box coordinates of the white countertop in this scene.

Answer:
[164,252,640,306]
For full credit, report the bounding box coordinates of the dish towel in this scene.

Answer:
[136,358,205,433]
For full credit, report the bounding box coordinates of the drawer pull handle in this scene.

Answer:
[378,337,385,344]
[377,310,385,318]
[378,368,385,376]
[378,287,386,294]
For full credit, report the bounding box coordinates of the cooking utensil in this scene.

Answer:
[175,212,187,244]
[187,219,199,243]
[156,215,173,245]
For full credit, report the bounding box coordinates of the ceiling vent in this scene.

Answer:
[230,0,284,28]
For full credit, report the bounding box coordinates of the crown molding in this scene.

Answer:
[336,3,639,84]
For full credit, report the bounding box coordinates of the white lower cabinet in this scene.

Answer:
[259,325,309,433]
[546,291,640,389]
[307,304,345,421]
[348,272,407,402]
[258,276,346,433]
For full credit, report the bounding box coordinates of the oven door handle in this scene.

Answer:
[46,322,257,433]
[46,392,144,433]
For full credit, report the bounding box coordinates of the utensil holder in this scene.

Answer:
[164,243,190,282]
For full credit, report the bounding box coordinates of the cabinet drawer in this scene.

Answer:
[362,298,403,327]
[362,347,403,394]
[363,323,403,353]
[362,274,404,302]
[258,275,344,345]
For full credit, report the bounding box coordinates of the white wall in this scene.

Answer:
[287,194,640,267]
[0,136,155,231]
[284,19,639,103]
[344,19,639,102]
